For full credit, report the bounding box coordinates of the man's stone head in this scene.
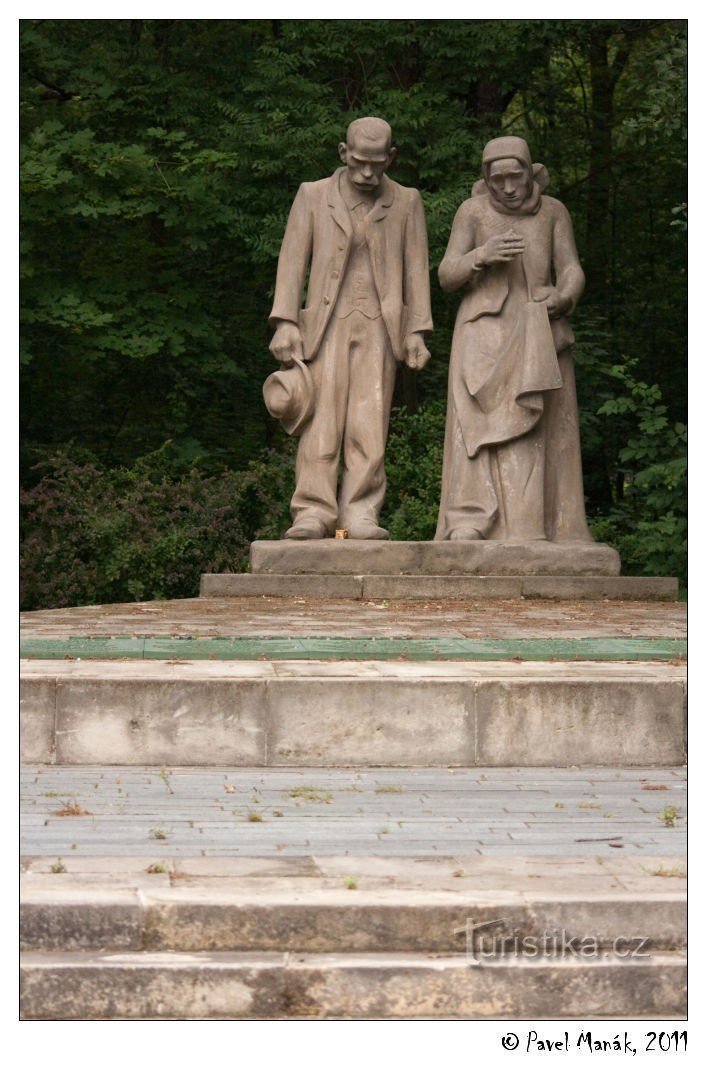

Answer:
[339,117,395,194]
[482,136,533,210]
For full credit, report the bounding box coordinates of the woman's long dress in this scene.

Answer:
[435,191,593,543]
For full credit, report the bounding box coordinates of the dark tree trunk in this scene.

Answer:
[584,27,632,308]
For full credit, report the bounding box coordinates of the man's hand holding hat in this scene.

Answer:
[269,320,305,367]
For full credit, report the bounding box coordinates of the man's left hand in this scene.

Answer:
[403,332,431,370]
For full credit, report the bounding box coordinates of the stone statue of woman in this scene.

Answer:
[435,136,594,545]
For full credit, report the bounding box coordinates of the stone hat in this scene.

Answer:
[262,356,314,436]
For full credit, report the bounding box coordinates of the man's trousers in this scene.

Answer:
[291,310,397,532]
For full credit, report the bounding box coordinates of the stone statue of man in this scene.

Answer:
[435,135,594,545]
[265,117,433,540]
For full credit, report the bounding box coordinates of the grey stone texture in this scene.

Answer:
[474,678,685,767]
[20,679,55,763]
[266,678,472,766]
[201,573,365,598]
[20,764,687,858]
[200,576,674,602]
[21,865,685,954]
[200,573,678,599]
[249,539,621,576]
[53,677,268,766]
[20,661,686,767]
[20,950,686,1019]
[20,852,686,1018]
[521,575,678,600]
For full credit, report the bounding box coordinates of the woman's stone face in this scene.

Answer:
[487,158,531,209]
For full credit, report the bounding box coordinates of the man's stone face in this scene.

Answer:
[339,131,392,195]
[487,158,531,209]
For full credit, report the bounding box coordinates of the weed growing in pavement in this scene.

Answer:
[288,786,333,803]
[660,806,680,827]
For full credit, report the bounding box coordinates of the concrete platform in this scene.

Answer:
[19,575,688,1019]
[201,573,678,600]
[21,660,686,767]
[20,595,687,641]
[250,539,621,577]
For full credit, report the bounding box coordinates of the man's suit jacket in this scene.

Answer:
[269,168,433,362]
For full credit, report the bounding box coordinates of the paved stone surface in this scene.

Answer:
[250,540,621,576]
[20,595,686,640]
[21,660,686,766]
[21,765,687,858]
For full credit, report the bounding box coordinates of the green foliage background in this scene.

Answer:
[20,19,687,607]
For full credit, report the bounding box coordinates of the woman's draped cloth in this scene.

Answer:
[452,164,562,461]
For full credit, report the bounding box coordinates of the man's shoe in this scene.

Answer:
[449,528,484,541]
[345,521,389,540]
[284,518,328,540]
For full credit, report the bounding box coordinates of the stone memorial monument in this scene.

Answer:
[435,135,594,546]
[263,116,432,540]
[242,128,631,589]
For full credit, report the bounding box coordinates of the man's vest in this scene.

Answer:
[335,212,382,320]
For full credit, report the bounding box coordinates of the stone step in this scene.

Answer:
[20,855,686,1019]
[21,867,686,955]
[20,949,686,1019]
[249,539,622,577]
[21,659,686,767]
[200,573,678,600]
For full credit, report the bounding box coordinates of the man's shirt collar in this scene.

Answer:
[340,170,379,212]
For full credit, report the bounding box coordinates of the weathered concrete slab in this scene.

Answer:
[475,678,686,767]
[523,576,679,600]
[21,867,685,953]
[20,661,686,767]
[20,949,686,1019]
[201,573,364,598]
[363,575,522,598]
[20,679,55,763]
[267,678,473,766]
[200,573,678,600]
[54,677,269,766]
[22,891,145,952]
[250,539,621,577]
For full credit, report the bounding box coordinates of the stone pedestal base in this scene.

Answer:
[200,573,677,600]
[250,539,621,577]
